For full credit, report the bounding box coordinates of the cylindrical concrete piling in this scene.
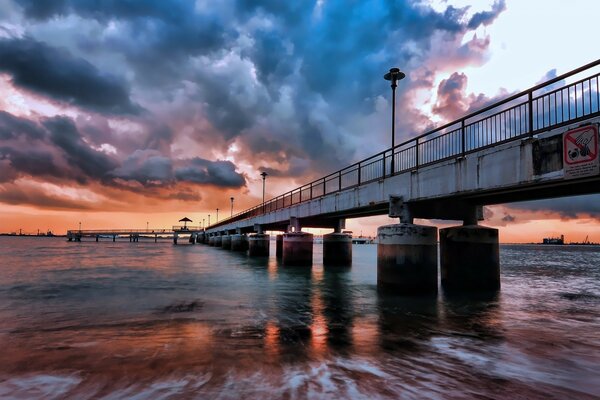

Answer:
[231,234,249,252]
[440,225,500,293]
[282,232,314,266]
[323,233,352,266]
[276,234,284,258]
[221,234,232,250]
[189,234,196,244]
[208,235,215,246]
[248,233,270,256]
[214,235,222,247]
[377,224,438,294]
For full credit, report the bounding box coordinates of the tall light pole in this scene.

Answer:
[216,208,219,223]
[202,218,205,230]
[260,171,268,214]
[208,214,211,227]
[78,221,81,232]
[384,67,405,175]
[230,197,234,217]
[146,221,149,230]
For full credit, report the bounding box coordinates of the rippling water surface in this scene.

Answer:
[0,236,599,399]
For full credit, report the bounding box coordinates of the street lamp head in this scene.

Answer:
[384,67,406,87]
[230,197,234,202]
[260,171,268,179]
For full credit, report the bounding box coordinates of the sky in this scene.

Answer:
[0,0,599,242]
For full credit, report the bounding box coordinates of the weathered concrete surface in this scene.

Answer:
[205,117,600,235]
[231,234,249,252]
[282,232,314,266]
[221,235,232,250]
[377,224,438,294]
[323,233,352,266]
[440,225,500,292]
[214,235,222,247]
[248,234,270,257]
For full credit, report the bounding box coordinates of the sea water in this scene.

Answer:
[0,237,599,399]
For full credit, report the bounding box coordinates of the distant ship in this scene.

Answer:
[542,235,564,245]
[541,235,599,245]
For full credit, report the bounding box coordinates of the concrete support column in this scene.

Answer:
[276,234,284,258]
[282,232,313,266]
[113,235,116,242]
[95,235,99,242]
[214,234,222,247]
[222,234,232,250]
[248,233,270,256]
[189,233,196,244]
[173,232,178,245]
[154,234,157,243]
[208,235,215,246]
[231,234,249,252]
[440,225,500,293]
[377,224,438,294]
[323,233,352,266]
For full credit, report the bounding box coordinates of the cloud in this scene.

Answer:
[0,37,141,115]
[467,0,506,29]
[174,158,246,188]
[0,182,94,210]
[509,195,600,221]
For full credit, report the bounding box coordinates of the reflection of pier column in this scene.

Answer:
[377,223,438,294]
[321,267,353,349]
[282,232,313,266]
[275,267,314,347]
[440,225,500,293]
[276,234,283,258]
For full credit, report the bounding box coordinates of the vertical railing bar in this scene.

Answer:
[528,91,534,135]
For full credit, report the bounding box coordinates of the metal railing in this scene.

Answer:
[208,59,600,230]
[66,228,200,235]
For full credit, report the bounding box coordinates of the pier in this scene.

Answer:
[69,60,600,295]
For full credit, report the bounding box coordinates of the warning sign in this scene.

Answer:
[563,125,599,179]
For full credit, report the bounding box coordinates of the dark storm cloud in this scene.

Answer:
[174,158,246,188]
[0,111,45,140]
[5,0,508,193]
[44,116,119,181]
[0,183,93,210]
[509,195,600,220]
[467,0,506,29]
[0,37,141,115]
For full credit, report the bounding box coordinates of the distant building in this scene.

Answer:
[542,235,564,245]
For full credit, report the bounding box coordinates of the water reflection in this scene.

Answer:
[320,266,354,352]
[376,293,439,352]
[441,292,504,341]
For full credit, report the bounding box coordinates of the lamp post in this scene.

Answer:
[78,221,81,232]
[383,67,405,175]
[202,218,205,230]
[230,197,234,217]
[260,171,268,214]
[208,214,211,227]
[216,208,219,223]
[146,221,149,231]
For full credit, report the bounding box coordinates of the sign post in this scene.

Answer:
[563,125,599,179]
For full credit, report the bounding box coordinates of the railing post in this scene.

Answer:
[299,187,302,203]
[415,139,419,169]
[323,177,326,194]
[461,119,466,156]
[338,171,342,191]
[310,183,313,199]
[357,162,361,185]
[382,152,386,178]
[528,91,534,136]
